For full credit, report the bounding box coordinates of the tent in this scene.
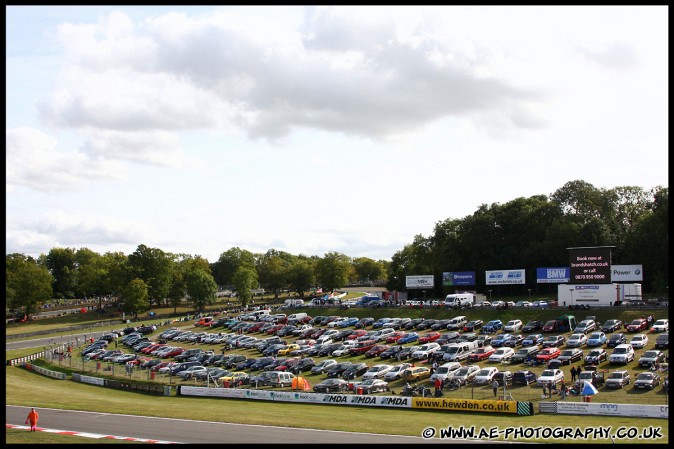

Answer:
[581,380,598,402]
[292,376,311,391]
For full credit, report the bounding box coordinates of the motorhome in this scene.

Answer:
[444,294,474,309]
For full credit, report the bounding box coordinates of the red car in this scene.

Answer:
[536,347,561,363]
[468,345,495,362]
[364,344,390,357]
[248,322,266,333]
[141,343,165,354]
[386,331,407,343]
[626,319,648,333]
[419,332,442,343]
[347,330,369,340]
[161,347,185,358]
[267,324,285,335]
[349,340,377,355]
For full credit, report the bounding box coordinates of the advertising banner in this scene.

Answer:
[568,247,612,284]
[611,265,643,282]
[406,275,434,289]
[486,269,525,285]
[442,271,476,286]
[537,267,570,284]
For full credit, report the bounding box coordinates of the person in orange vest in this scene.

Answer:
[25,407,39,432]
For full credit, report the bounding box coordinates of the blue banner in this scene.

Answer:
[442,271,476,286]
[537,267,570,283]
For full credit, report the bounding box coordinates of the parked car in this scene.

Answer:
[384,363,413,381]
[412,343,441,360]
[491,333,512,347]
[362,364,394,380]
[605,370,631,389]
[651,319,669,333]
[536,347,561,363]
[542,335,565,348]
[629,334,649,349]
[429,361,462,383]
[654,333,669,349]
[633,372,662,390]
[512,370,537,386]
[313,378,349,393]
[503,320,523,333]
[342,362,369,380]
[584,348,608,365]
[493,370,513,386]
[608,344,635,364]
[473,367,499,385]
[353,378,390,394]
[311,359,337,375]
[511,346,541,364]
[418,332,442,343]
[402,366,432,382]
[556,348,583,365]
[522,334,544,347]
[586,332,607,347]
[601,319,623,333]
[536,368,564,387]
[504,335,525,348]
[463,320,483,332]
[397,332,420,344]
[566,333,588,348]
[574,320,596,335]
[626,318,648,333]
[482,320,504,334]
[488,347,515,363]
[468,345,495,362]
[607,333,627,348]
[638,350,665,368]
[522,320,544,333]
[452,365,481,385]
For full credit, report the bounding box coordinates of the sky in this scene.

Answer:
[6,5,669,263]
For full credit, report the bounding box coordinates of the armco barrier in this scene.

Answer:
[539,401,668,419]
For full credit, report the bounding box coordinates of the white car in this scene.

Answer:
[514,301,531,308]
[574,320,596,334]
[429,362,462,383]
[609,344,635,364]
[452,365,481,385]
[362,364,394,380]
[651,319,669,333]
[629,334,649,349]
[488,347,515,363]
[384,363,412,381]
[503,320,523,332]
[566,333,588,348]
[331,344,355,357]
[412,343,441,360]
[473,367,499,385]
[536,368,564,387]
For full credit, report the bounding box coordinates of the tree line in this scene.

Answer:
[5,180,668,319]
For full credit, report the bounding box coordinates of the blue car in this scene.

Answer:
[522,334,544,346]
[397,332,419,344]
[482,320,504,334]
[587,331,607,347]
[491,333,513,347]
[339,317,359,328]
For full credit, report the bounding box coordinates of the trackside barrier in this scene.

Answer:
[539,401,668,419]
[177,386,535,415]
[6,344,67,366]
[22,362,67,380]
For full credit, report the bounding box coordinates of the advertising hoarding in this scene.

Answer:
[406,275,434,289]
[568,246,612,284]
[485,269,525,285]
[442,271,476,286]
[536,267,570,283]
[611,264,643,282]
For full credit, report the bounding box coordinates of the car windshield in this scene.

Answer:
[541,370,555,376]
[561,351,574,356]
[614,348,626,354]
[589,350,602,356]
[590,333,602,339]
[609,373,624,379]
[477,370,491,376]
[637,373,654,380]
[630,320,642,326]
[456,368,469,375]
[654,320,667,325]
[643,351,658,357]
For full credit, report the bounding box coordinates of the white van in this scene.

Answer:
[287,312,308,324]
[446,316,468,330]
[444,294,474,309]
[248,310,271,319]
[442,341,480,362]
[268,370,295,388]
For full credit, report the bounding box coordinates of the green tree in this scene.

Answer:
[6,254,53,319]
[286,259,315,298]
[352,257,385,285]
[44,247,77,299]
[212,247,256,287]
[121,278,150,318]
[185,269,218,313]
[232,266,258,309]
[257,251,290,299]
[127,244,173,309]
[315,252,353,293]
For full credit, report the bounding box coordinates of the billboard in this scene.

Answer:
[485,269,525,285]
[536,267,570,284]
[406,275,434,289]
[442,271,476,286]
[568,247,612,284]
[611,264,643,282]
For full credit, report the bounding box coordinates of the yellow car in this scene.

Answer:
[219,371,249,386]
[401,366,431,382]
[277,344,300,356]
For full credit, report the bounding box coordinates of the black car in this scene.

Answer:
[601,319,623,333]
[654,333,669,349]
[342,362,369,380]
[431,319,452,331]
[289,357,316,374]
[355,317,375,329]
[404,318,425,330]
[463,320,483,332]
[398,346,420,360]
[606,333,627,348]
[378,346,403,359]
[313,378,349,393]
[327,362,354,378]
[513,370,537,386]
[416,319,438,330]
[219,354,246,368]
[493,370,513,387]
[522,320,544,333]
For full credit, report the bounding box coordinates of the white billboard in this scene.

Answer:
[486,269,526,285]
[406,275,434,289]
[611,264,643,282]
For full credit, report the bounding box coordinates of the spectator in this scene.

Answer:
[492,380,499,397]
[570,366,577,382]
